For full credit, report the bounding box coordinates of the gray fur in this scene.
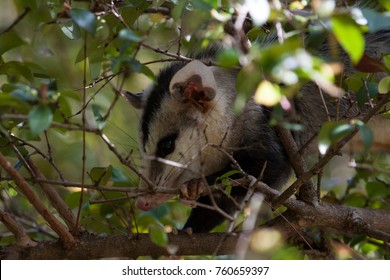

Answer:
[135,29,390,232]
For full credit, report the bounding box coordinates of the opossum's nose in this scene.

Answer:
[136,197,154,211]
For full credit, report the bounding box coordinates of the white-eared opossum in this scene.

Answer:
[131,31,390,233]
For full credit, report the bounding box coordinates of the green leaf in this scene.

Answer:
[360,241,379,255]
[89,60,101,81]
[141,64,156,83]
[149,224,168,247]
[353,120,373,152]
[379,0,390,10]
[65,191,90,210]
[111,57,142,74]
[329,123,355,140]
[378,76,390,94]
[331,15,365,64]
[60,20,81,40]
[88,46,104,80]
[89,165,113,185]
[0,62,34,84]
[216,48,240,68]
[110,167,130,184]
[356,82,378,107]
[118,29,141,42]
[171,0,187,19]
[361,9,390,32]
[366,181,389,199]
[384,55,390,71]
[0,94,30,114]
[318,121,354,155]
[28,105,53,135]
[0,31,25,55]
[0,136,29,158]
[91,104,106,130]
[70,8,97,36]
[344,193,366,207]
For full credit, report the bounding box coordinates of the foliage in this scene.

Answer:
[0,0,389,259]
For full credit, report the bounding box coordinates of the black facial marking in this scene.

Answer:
[141,63,185,148]
[156,133,178,158]
[141,46,221,148]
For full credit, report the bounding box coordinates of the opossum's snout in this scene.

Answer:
[136,197,153,211]
[136,194,174,211]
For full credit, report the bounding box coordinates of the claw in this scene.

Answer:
[172,227,179,235]
[183,227,193,236]
[180,178,207,201]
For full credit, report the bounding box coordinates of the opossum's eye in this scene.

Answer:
[156,133,177,158]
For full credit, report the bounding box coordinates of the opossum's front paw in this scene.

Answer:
[180,178,207,201]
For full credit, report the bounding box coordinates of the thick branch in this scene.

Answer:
[0,232,238,260]
[250,177,390,241]
[275,125,318,204]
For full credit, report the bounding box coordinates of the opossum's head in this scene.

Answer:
[134,60,237,210]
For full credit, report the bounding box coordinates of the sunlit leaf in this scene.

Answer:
[379,0,390,10]
[318,121,354,155]
[149,224,168,247]
[246,0,270,26]
[254,80,281,106]
[384,55,390,71]
[60,21,81,40]
[331,15,365,64]
[378,76,390,94]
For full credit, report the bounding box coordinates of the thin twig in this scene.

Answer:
[76,32,88,233]
[0,7,31,34]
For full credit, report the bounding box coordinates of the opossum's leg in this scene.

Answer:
[183,188,247,233]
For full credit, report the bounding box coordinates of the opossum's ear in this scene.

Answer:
[123,91,144,109]
[169,60,217,111]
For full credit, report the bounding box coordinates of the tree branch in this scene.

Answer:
[249,177,390,241]
[272,93,390,208]
[275,125,318,204]
[26,159,80,233]
[0,153,76,247]
[0,208,37,247]
[0,232,238,260]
